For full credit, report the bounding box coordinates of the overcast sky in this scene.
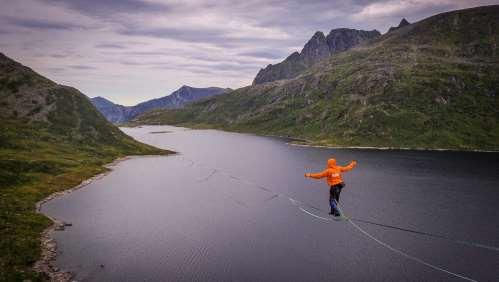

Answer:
[1,0,497,105]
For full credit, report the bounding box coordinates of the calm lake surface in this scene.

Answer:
[42,126,499,281]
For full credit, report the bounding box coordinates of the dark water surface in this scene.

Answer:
[42,126,499,281]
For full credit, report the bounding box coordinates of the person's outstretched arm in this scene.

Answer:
[305,170,328,179]
[339,160,357,172]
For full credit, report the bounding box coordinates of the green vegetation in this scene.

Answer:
[133,6,499,151]
[0,53,173,280]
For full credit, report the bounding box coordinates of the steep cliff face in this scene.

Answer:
[252,28,381,85]
[300,31,331,66]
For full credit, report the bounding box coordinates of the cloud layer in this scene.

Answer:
[1,0,497,105]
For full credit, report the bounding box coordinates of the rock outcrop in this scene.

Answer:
[252,28,381,85]
[388,18,411,32]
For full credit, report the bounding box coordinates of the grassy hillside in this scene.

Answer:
[133,6,499,151]
[0,53,172,281]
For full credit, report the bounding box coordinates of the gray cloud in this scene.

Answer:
[3,0,498,105]
[123,51,170,56]
[69,65,98,70]
[95,43,128,49]
[119,27,239,46]
[119,26,228,44]
[6,17,84,30]
[50,53,68,58]
[238,50,288,60]
[38,0,172,17]
[42,66,66,72]
[187,54,228,63]
[119,25,302,49]
[206,62,262,72]
[120,61,145,66]
[119,59,260,74]
[119,60,170,67]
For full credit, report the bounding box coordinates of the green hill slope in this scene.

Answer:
[133,5,499,151]
[0,53,172,280]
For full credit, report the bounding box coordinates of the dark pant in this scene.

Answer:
[329,183,345,213]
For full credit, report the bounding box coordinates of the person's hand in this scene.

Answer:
[352,160,357,165]
[304,173,310,177]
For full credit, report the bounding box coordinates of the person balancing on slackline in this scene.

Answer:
[305,158,357,217]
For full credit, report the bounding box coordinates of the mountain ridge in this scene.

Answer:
[252,28,381,85]
[132,5,499,151]
[91,85,230,123]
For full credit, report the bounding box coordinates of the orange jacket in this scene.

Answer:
[306,159,357,186]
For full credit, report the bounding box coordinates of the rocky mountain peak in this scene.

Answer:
[311,31,326,40]
[91,96,119,109]
[286,51,301,61]
[301,31,329,65]
[252,28,381,85]
[399,18,410,27]
[176,85,191,94]
[92,96,111,103]
[326,28,381,53]
[388,18,411,32]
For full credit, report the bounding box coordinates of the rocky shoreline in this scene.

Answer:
[32,156,132,281]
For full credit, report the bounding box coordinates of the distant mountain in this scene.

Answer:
[388,18,411,33]
[91,85,230,123]
[91,96,131,123]
[133,5,499,151]
[252,28,381,85]
[128,86,231,117]
[0,52,168,280]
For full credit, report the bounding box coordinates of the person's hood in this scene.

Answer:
[327,158,336,168]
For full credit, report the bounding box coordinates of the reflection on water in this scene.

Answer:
[42,126,499,281]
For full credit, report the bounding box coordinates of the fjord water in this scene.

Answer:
[42,126,499,281]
